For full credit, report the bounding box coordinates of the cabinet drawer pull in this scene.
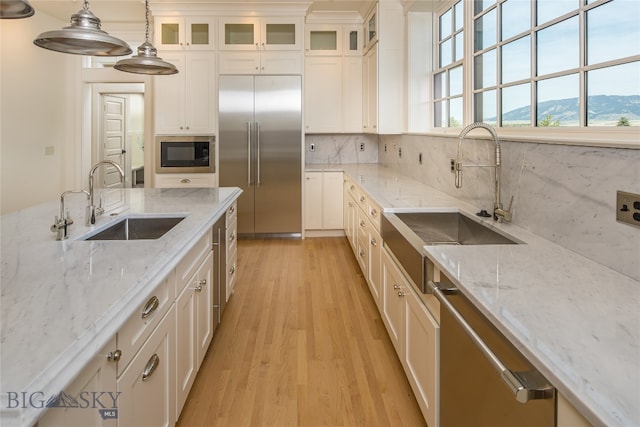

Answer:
[229,205,235,215]
[229,232,236,242]
[359,196,366,202]
[141,354,160,381]
[370,238,377,247]
[397,291,406,297]
[107,349,122,362]
[229,265,236,275]
[360,220,366,227]
[181,178,191,184]
[199,279,207,286]
[393,284,400,290]
[350,185,355,191]
[359,250,365,258]
[141,296,159,319]
[370,209,378,217]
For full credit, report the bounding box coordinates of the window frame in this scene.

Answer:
[421,0,640,148]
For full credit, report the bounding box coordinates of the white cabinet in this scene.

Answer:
[381,248,440,427]
[37,338,118,427]
[304,24,362,133]
[226,202,238,300]
[361,0,404,134]
[175,251,214,415]
[117,308,176,427]
[154,16,216,51]
[304,171,344,231]
[154,52,216,135]
[557,393,593,427]
[344,182,357,252]
[218,51,302,75]
[219,17,302,51]
[362,45,378,133]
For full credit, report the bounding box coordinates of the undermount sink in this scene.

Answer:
[381,211,520,293]
[82,216,185,241]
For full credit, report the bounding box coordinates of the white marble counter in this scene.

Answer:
[0,187,242,427]
[311,163,640,427]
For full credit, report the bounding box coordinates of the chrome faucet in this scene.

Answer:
[51,190,90,240]
[455,122,513,223]
[87,160,125,225]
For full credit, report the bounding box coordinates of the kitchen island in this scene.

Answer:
[309,163,640,427]
[0,187,241,427]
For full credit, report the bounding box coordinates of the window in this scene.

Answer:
[433,1,464,127]
[433,0,640,129]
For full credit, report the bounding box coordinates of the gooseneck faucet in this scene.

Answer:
[455,122,513,223]
[87,160,125,225]
[51,190,90,240]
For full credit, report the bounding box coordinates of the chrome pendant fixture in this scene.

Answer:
[114,0,178,75]
[0,0,35,19]
[33,0,131,56]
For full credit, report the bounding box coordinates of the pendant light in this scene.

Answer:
[0,0,35,19]
[33,0,131,56]
[114,0,178,75]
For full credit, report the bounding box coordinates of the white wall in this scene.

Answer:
[0,13,80,214]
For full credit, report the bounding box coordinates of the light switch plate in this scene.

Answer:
[616,191,640,228]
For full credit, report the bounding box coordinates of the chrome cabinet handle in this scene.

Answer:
[181,178,191,184]
[427,281,553,403]
[229,232,236,242]
[141,354,160,381]
[199,279,207,286]
[229,265,236,275]
[229,205,235,215]
[141,296,159,319]
[256,122,261,185]
[107,349,122,362]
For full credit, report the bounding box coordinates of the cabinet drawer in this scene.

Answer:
[368,199,382,232]
[154,174,215,188]
[226,248,238,301]
[176,232,212,295]
[226,217,238,258]
[117,272,175,375]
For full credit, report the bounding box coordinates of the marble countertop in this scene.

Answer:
[0,187,241,427]
[309,163,640,427]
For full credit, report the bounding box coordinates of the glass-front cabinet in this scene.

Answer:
[219,17,302,51]
[305,24,362,56]
[364,4,378,52]
[154,17,216,50]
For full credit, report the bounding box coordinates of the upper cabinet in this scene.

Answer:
[219,17,302,51]
[154,16,216,51]
[305,24,362,56]
[364,5,378,53]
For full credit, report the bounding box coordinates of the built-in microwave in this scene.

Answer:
[156,135,215,174]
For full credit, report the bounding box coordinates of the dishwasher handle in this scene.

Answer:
[427,280,553,404]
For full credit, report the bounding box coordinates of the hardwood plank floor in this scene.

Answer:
[176,237,427,427]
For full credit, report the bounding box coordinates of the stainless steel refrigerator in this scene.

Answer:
[218,75,302,237]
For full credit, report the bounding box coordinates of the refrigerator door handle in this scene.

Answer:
[256,122,261,186]
[247,122,252,185]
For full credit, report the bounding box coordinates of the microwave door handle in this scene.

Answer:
[256,122,261,186]
[247,122,252,185]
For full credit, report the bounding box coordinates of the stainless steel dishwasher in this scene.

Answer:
[427,279,555,427]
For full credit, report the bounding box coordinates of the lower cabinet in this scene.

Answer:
[176,251,214,415]
[382,248,439,427]
[117,308,177,427]
[304,171,344,232]
[37,338,118,427]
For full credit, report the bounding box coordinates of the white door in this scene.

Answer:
[101,95,129,188]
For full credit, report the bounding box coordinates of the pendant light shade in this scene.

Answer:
[0,0,35,19]
[114,0,178,75]
[33,1,131,56]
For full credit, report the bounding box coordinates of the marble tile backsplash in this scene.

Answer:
[378,134,640,282]
[305,134,379,164]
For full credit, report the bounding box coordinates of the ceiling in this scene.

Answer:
[29,0,379,24]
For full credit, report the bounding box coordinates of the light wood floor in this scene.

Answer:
[176,237,427,427]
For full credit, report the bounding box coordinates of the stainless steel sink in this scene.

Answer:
[83,216,185,241]
[381,212,519,293]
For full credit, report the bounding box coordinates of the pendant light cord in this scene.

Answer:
[145,0,150,44]
[83,0,89,11]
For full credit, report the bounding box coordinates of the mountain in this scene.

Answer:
[45,391,80,408]
[498,95,640,125]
